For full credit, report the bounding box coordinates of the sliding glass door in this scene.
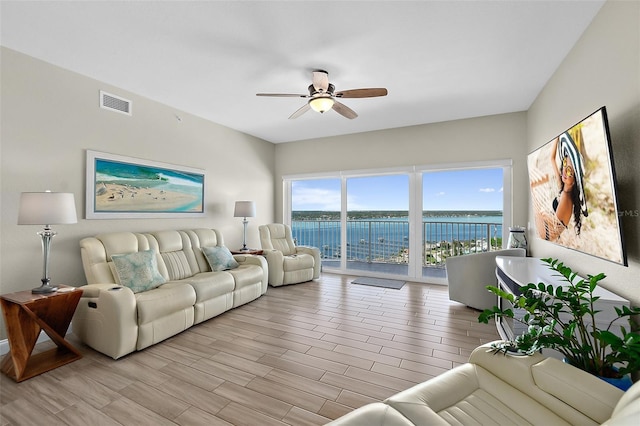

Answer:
[285,161,511,283]
[421,168,505,280]
[289,178,342,268]
[345,174,409,276]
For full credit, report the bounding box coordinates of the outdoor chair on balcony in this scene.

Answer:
[445,248,525,311]
[258,223,321,287]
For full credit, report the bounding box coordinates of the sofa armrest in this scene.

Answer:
[531,358,623,424]
[295,245,321,279]
[469,341,547,378]
[233,254,269,293]
[72,284,138,359]
[78,283,123,298]
[233,253,267,268]
[470,342,623,424]
[262,249,285,286]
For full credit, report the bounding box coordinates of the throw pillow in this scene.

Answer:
[202,246,239,272]
[111,250,166,293]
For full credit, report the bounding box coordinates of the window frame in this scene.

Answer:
[283,159,512,283]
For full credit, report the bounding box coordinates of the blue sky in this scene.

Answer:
[292,168,503,211]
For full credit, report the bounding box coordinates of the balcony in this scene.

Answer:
[292,218,503,280]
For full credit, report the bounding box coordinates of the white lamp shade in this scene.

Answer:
[234,201,256,218]
[18,192,78,225]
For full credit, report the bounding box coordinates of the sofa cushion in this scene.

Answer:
[98,232,149,260]
[161,251,194,280]
[111,250,166,293]
[184,271,236,302]
[202,246,239,272]
[228,264,265,289]
[283,253,314,271]
[135,282,196,325]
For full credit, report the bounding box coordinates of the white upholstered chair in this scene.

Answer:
[445,248,526,311]
[258,223,321,286]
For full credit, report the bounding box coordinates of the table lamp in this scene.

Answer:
[233,201,256,251]
[18,191,78,294]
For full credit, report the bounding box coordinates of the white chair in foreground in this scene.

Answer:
[445,248,525,311]
[258,223,321,286]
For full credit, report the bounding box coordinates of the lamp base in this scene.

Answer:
[32,279,58,294]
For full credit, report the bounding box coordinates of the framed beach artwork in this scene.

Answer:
[86,150,205,219]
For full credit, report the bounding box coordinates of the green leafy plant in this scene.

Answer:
[478,258,640,378]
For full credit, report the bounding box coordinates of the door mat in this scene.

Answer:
[351,277,406,290]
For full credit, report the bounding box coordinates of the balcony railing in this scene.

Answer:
[292,219,502,268]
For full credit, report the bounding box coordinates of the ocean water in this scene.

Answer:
[96,159,204,186]
[292,214,502,260]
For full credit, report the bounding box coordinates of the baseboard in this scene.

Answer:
[0,325,73,356]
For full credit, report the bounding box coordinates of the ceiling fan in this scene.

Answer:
[256,70,388,119]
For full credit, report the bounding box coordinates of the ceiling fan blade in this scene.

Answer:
[335,88,388,98]
[288,103,311,119]
[256,93,308,98]
[312,70,329,92]
[332,101,358,119]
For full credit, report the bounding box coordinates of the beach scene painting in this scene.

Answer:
[86,150,205,219]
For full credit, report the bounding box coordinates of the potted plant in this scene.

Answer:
[478,258,640,389]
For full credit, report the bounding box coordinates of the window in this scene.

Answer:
[422,167,504,279]
[285,160,511,284]
[289,178,341,263]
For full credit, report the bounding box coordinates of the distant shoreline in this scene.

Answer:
[293,210,502,220]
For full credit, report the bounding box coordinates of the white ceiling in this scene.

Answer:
[1,1,605,144]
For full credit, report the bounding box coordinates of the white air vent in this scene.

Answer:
[100,91,132,116]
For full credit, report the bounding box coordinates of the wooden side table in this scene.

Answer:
[0,285,82,382]
[231,249,264,255]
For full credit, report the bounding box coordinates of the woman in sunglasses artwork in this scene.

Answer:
[529,129,589,242]
[527,108,625,265]
[550,132,589,236]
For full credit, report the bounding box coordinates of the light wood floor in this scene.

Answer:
[0,273,500,426]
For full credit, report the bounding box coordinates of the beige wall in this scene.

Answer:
[0,48,275,339]
[274,111,529,225]
[527,0,640,305]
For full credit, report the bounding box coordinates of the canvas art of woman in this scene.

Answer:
[526,108,625,265]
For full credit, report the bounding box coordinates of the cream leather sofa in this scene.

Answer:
[259,223,321,286]
[327,342,639,426]
[73,228,268,359]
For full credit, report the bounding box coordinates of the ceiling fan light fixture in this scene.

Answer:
[258,70,387,119]
[309,97,335,113]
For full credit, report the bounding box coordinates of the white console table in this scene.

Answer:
[494,256,628,341]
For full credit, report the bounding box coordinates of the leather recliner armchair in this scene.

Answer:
[258,223,321,286]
